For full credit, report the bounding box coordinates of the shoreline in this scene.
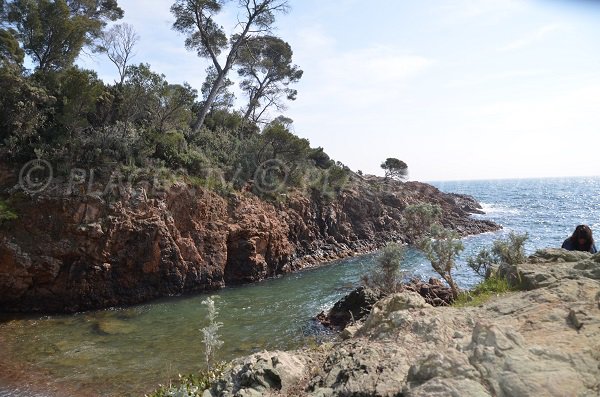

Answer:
[198,248,600,396]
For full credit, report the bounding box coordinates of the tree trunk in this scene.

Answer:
[445,275,460,300]
[192,69,229,134]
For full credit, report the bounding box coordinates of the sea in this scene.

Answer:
[1,176,599,396]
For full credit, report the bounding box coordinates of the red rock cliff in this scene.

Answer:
[0,174,498,313]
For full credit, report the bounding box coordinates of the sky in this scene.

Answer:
[78,0,600,181]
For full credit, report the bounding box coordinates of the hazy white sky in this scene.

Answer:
[79,0,600,181]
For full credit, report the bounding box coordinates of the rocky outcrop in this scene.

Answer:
[317,278,454,330]
[316,286,383,330]
[207,249,600,396]
[205,351,310,397]
[403,277,455,306]
[0,171,499,313]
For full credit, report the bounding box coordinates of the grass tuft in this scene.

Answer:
[145,363,226,397]
[0,200,18,224]
[453,275,515,307]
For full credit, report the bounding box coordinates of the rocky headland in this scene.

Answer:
[0,168,498,313]
[203,249,600,397]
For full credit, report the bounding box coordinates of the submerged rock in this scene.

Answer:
[93,318,136,335]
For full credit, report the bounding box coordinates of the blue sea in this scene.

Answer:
[433,176,600,254]
[1,176,599,396]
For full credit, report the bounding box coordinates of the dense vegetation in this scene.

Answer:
[0,0,349,198]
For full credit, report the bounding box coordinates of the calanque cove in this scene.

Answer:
[1,0,599,395]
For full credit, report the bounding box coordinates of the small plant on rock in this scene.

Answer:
[145,364,227,397]
[456,232,529,307]
[362,242,405,295]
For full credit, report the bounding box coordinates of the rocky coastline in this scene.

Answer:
[201,249,600,397]
[0,169,498,313]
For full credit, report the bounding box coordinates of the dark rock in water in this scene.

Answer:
[447,193,486,215]
[319,279,453,330]
[317,286,383,330]
[404,277,454,307]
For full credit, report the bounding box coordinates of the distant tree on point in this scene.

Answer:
[381,157,408,180]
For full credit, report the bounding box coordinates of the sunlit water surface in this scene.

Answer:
[1,176,598,396]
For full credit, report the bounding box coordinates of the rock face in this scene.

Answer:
[0,170,498,313]
[207,249,600,396]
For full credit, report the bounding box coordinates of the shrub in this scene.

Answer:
[403,203,442,243]
[417,224,464,299]
[467,232,529,277]
[362,243,405,295]
[200,296,223,371]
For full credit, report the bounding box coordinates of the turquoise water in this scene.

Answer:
[1,176,599,396]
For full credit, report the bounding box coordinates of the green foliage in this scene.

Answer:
[308,147,334,169]
[362,243,405,295]
[5,0,123,72]
[0,28,24,67]
[67,121,151,167]
[0,66,54,159]
[234,120,313,194]
[0,199,17,223]
[403,202,442,243]
[145,363,226,397]
[452,275,515,307]
[237,35,303,123]
[418,224,464,299]
[51,67,107,134]
[381,157,408,180]
[467,232,529,276]
[0,0,343,203]
[491,232,528,266]
[171,0,290,132]
[121,63,197,133]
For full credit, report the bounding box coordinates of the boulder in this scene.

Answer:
[204,351,307,397]
[316,286,382,329]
